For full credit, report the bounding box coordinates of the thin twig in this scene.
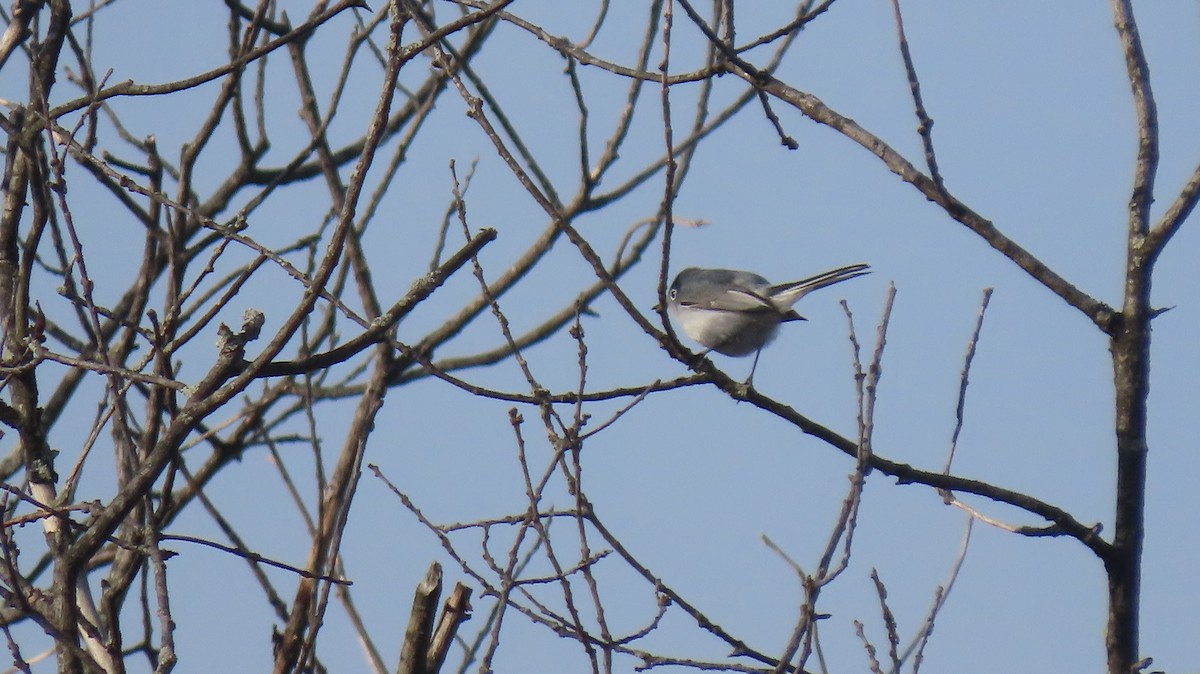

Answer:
[944,288,993,474]
[887,0,944,191]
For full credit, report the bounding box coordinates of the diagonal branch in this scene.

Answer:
[1145,160,1200,261]
[754,74,1117,333]
[743,386,1112,561]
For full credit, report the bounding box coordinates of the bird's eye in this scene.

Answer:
[668,289,677,300]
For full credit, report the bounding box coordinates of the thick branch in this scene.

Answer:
[743,387,1112,561]
[752,74,1117,334]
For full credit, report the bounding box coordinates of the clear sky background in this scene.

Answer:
[3,1,1197,673]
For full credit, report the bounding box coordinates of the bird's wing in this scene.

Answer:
[691,287,780,313]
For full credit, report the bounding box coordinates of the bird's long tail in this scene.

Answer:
[768,263,871,307]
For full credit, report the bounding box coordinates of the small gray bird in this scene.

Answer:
[668,263,870,381]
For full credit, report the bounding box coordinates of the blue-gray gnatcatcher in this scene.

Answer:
[668,263,870,380]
